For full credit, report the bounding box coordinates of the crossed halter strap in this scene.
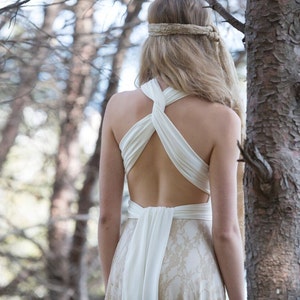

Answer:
[119,78,210,194]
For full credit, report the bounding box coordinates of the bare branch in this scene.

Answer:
[0,268,36,296]
[0,215,46,255]
[0,0,30,14]
[205,0,245,33]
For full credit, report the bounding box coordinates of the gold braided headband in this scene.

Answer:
[148,23,220,42]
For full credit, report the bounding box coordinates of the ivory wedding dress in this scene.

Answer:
[105,78,226,300]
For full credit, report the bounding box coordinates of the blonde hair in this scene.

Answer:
[138,0,244,126]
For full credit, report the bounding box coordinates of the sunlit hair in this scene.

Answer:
[138,0,245,128]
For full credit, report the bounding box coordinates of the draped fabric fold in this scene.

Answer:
[122,201,175,300]
[121,200,212,300]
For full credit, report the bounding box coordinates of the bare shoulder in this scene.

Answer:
[207,102,241,143]
[106,89,142,111]
[210,102,240,126]
[104,88,144,121]
[104,88,148,142]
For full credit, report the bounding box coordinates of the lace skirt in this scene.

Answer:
[105,215,226,299]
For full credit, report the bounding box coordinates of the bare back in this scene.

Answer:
[110,79,233,207]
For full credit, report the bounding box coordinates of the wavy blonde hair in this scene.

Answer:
[138,0,244,126]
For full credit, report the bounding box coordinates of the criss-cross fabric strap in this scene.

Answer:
[119,78,210,194]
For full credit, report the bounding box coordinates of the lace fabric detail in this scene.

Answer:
[105,201,225,300]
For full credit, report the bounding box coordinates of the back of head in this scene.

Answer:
[138,0,244,125]
[148,0,210,25]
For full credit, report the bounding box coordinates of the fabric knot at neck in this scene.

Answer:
[152,91,166,115]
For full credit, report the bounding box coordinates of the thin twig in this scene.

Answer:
[205,0,245,33]
[0,0,30,14]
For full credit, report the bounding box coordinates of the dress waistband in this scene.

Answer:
[127,200,212,221]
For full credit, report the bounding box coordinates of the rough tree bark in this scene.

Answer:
[68,1,146,298]
[243,0,300,298]
[47,0,97,299]
[0,1,61,171]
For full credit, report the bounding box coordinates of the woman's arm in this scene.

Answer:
[98,97,125,287]
[209,108,246,300]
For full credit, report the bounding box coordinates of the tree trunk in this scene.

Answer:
[68,1,146,298]
[47,0,97,299]
[0,2,61,171]
[244,0,300,298]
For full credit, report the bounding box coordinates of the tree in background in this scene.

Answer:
[0,0,63,171]
[1,0,298,299]
[243,0,300,298]
[209,0,300,297]
[46,0,97,297]
[68,0,145,298]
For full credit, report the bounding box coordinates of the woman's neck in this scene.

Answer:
[156,77,169,91]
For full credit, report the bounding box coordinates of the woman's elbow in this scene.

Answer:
[213,225,241,243]
[99,208,121,230]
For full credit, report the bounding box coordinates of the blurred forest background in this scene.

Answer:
[0,0,246,299]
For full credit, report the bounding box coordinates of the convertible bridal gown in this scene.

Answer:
[105,78,226,300]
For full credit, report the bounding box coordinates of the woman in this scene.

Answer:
[98,0,245,299]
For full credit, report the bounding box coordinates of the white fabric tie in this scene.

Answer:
[122,200,212,300]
